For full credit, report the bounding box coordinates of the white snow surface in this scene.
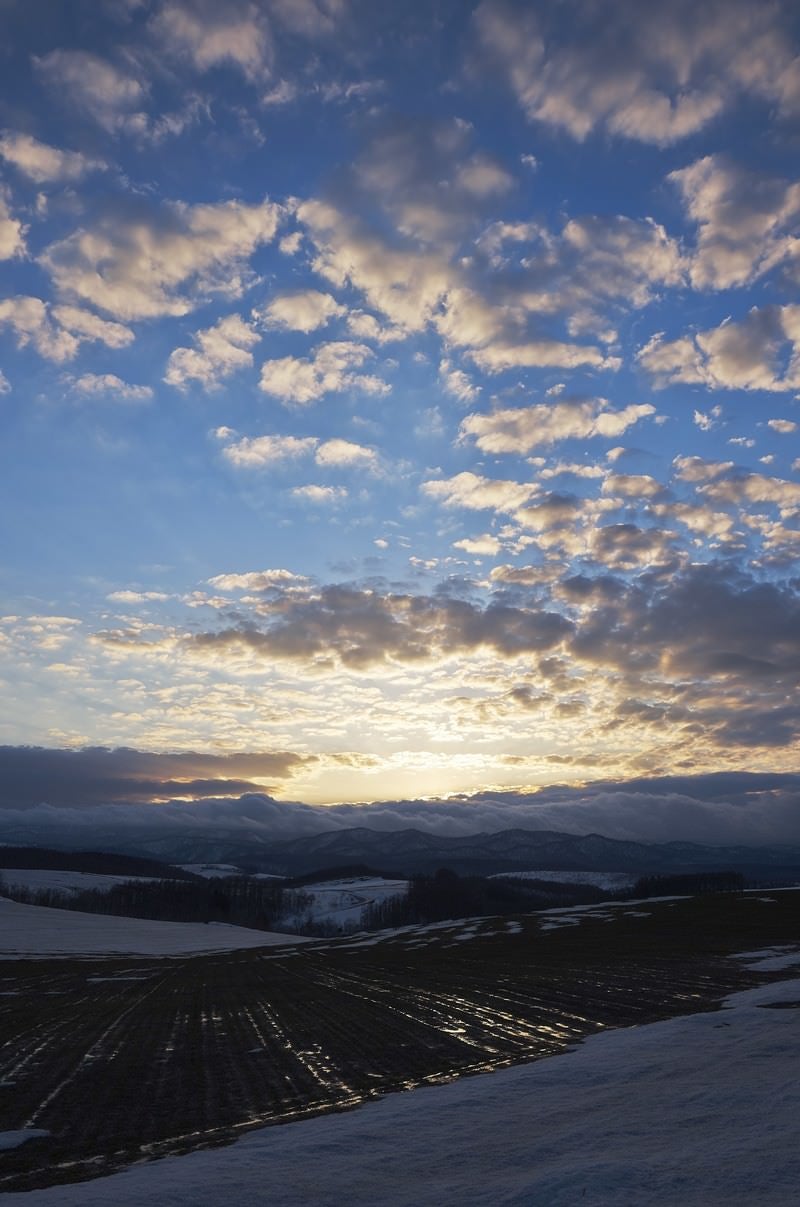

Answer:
[7,974,800,1206]
[0,897,308,956]
[0,869,162,896]
[282,876,408,932]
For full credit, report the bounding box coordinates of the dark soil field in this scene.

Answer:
[1,891,798,1193]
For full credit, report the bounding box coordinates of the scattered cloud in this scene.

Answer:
[460,398,655,453]
[0,131,106,183]
[259,341,388,404]
[638,306,800,392]
[257,289,345,333]
[69,373,153,402]
[165,314,260,389]
[42,196,281,320]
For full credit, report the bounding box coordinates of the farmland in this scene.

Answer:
[1,890,798,1193]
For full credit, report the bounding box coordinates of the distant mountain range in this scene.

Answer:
[9,825,796,881]
[250,826,800,880]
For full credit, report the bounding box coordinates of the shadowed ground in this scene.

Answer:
[0,892,797,1192]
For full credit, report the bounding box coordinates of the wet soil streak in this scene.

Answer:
[0,893,797,1191]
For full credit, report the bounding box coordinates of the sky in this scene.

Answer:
[1,0,799,839]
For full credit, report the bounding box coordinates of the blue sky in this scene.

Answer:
[1,0,799,820]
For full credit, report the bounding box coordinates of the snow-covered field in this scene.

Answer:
[0,897,308,956]
[491,870,637,890]
[6,971,799,1206]
[0,869,162,896]
[282,876,408,932]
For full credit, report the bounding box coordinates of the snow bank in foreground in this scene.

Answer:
[0,898,308,957]
[8,975,799,1205]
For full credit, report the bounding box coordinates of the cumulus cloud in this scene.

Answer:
[0,131,106,183]
[52,306,134,349]
[0,296,78,362]
[453,534,502,556]
[259,341,388,404]
[291,484,348,503]
[473,0,800,145]
[671,154,800,289]
[460,398,655,454]
[69,373,153,402]
[151,0,272,81]
[257,289,345,332]
[188,583,573,669]
[638,306,800,392]
[223,432,379,473]
[422,471,535,513]
[34,50,149,135]
[221,434,319,467]
[0,190,25,259]
[353,116,514,244]
[42,196,281,320]
[208,568,310,592]
[165,314,260,389]
[314,438,377,469]
[0,298,136,362]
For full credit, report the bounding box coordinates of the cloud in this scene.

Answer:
[767,418,798,434]
[42,195,281,320]
[34,50,148,135]
[0,296,79,362]
[259,341,388,404]
[671,154,800,289]
[0,297,135,363]
[422,471,535,513]
[257,289,345,332]
[314,438,378,469]
[698,471,800,513]
[453,534,502,556]
[51,306,134,349]
[473,0,800,145]
[638,306,800,392]
[165,314,260,389]
[1,759,798,847]
[208,569,310,592]
[221,434,319,467]
[291,484,348,503]
[353,115,514,244]
[69,374,153,402]
[460,399,655,454]
[189,584,574,669]
[108,590,172,604]
[151,0,272,81]
[0,745,310,808]
[588,523,676,569]
[0,131,106,183]
[298,198,453,333]
[0,190,25,259]
[602,474,665,499]
[468,336,614,373]
[571,560,800,691]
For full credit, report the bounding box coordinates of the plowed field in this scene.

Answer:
[1,892,798,1192]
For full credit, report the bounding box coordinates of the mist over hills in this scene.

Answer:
[3,826,799,882]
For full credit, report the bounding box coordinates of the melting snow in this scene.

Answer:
[5,974,799,1204]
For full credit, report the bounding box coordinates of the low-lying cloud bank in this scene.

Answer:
[0,748,798,851]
